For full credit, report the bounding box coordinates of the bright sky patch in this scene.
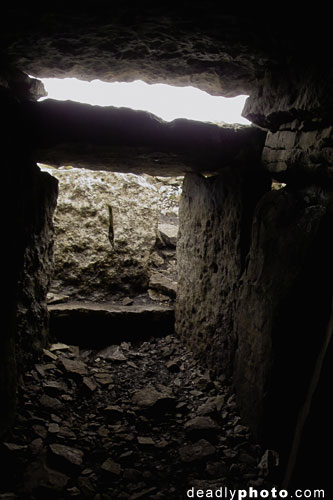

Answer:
[37,78,250,125]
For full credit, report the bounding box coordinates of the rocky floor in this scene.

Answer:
[0,334,278,499]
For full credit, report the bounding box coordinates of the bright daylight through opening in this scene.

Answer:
[37,77,251,125]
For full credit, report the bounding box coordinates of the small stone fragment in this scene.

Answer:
[49,443,84,467]
[132,386,175,411]
[43,380,68,395]
[197,400,216,416]
[94,373,114,386]
[3,442,27,452]
[190,390,202,397]
[47,294,70,305]
[78,476,96,497]
[148,289,170,302]
[104,405,123,419]
[122,297,134,306]
[234,424,248,434]
[258,449,279,477]
[98,345,127,362]
[58,426,77,440]
[49,342,71,351]
[179,439,216,463]
[149,272,177,298]
[42,349,58,361]
[61,394,73,402]
[39,395,62,410]
[60,358,88,378]
[30,438,44,455]
[67,486,81,496]
[51,413,61,423]
[157,223,178,247]
[184,416,219,442]
[205,461,228,478]
[155,439,169,449]
[215,395,226,412]
[35,363,56,377]
[48,423,60,433]
[137,436,155,446]
[81,468,94,476]
[82,377,97,392]
[223,449,238,459]
[175,402,189,413]
[101,459,122,476]
[127,361,138,369]
[33,424,48,439]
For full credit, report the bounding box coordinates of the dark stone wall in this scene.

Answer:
[234,186,333,447]
[175,166,270,377]
[1,157,57,437]
[0,74,58,437]
[241,68,333,474]
[176,168,333,475]
[243,68,333,186]
[16,165,58,370]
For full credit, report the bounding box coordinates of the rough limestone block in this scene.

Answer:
[175,168,269,376]
[1,159,57,438]
[262,126,333,181]
[234,186,333,450]
[43,167,160,300]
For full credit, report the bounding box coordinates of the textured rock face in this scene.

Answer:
[0,8,280,96]
[234,187,333,448]
[0,66,46,102]
[16,166,58,368]
[243,70,333,131]
[175,169,270,376]
[2,8,330,98]
[243,71,333,185]
[43,167,159,300]
[262,126,333,184]
[1,156,57,437]
[176,170,333,460]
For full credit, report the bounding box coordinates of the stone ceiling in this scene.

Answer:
[1,6,332,178]
[1,6,329,97]
[24,99,265,175]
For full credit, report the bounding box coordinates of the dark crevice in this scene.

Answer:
[107,204,115,249]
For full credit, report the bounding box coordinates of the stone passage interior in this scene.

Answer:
[1,6,333,499]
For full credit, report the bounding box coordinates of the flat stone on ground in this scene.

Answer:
[49,443,84,467]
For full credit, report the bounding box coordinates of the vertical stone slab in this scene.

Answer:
[1,72,52,436]
[175,168,269,376]
[1,158,57,437]
[16,164,58,369]
[234,187,333,454]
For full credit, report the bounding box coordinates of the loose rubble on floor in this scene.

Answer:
[0,335,278,499]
